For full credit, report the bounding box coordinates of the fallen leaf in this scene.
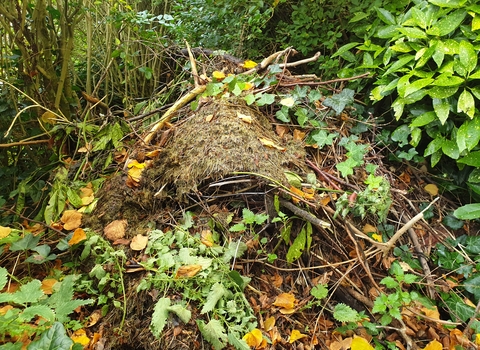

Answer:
[130,234,148,251]
[127,159,146,169]
[0,226,11,239]
[476,334,480,346]
[41,111,57,125]
[372,233,383,242]
[237,112,253,124]
[242,60,257,69]
[275,125,289,138]
[0,305,14,315]
[41,279,57,295]
[293,129,305,141]
[271,273,283,288]
[69,228,87,245]
[205,114,214,122]
[423,339,442,350]
[258,137,286,151]
[212,70,226,80]
[145,150,160,158]
[243,82,254,90]
[175,265,202,279]
[280,97,295,107]
[80,186,95,206]
[421,306,440,320]
[61,210,82,230]
[243,328,265,348]
[289,329,307,343]
[78,145,91,153]
[104,220,127,241]
[128,166,144,183]
[273,292,295,310]
[362,224,377,234]
[71,329,90,347]
[200,229,214,247]
[264,316,275,331]
[351,336,374,350]
[424,184,438,196]
[87,310,102,327]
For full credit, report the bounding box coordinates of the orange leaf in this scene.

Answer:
[362,224,377,234]
[41,279,57,295]
[104,220,127,241]
[273,292,295,309]
[258,137,286,151]
[423,339,442,350]
[289,329,307,343]
[69,228,87,246]
[351,336,374,350]
[61,210,82,230]
[243,328,264,348]
[421,306,440,320]
[130,234,148,251]
[175,265,202,279]
[264,316,275,332]
[293,129,305,141]
[71,329,90,346]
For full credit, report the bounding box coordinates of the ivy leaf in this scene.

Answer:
[323,89,355,115]
[307,130,338,148]
[464,274,480,300]
[336,158,358,178]
[442,215,464,230]
[275,106,291,122]
[243,94,256,105]
[27,322,73,350]
[10,233,41,252]
[197,319,228,350]
[150,297,171,337]
[457,89,475,118]
[255,93,275,106]
[201,282,226,314]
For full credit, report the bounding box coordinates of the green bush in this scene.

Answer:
[335,0,480,204]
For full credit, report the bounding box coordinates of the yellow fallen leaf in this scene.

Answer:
[421,306,440,320]
[423,339,442,350]
[87,310,102,327]
[200,229,214,247]
[205,114,214,122]
[0,226,12,239]
[476,333,480,346]
[273,292,295,309]
[242,60,257,69]
[258,137,285,151]
[130,234,148,251]
[264,316,275,332]
[80,185,94,206]
[145,150,160,158]
[0,305,14,315]
[424,183,438,196]
[243,82,254,90]
[69,228,87,245]
[243,328,264,348]
[104,219,127,241]
[372,233,383,242]
[237,112,253,124]
[71,328,90,346]
[280,97,295,107]
[351,336,374,350]
[175,265,202,278]
[128,166,144,183]
[61,210,82,230]
[127,160,146,169]
[212,70,226,80]
[289,329,307,343]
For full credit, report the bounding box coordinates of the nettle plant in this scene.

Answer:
[335,0,480,177]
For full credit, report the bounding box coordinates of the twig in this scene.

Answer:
[184,40,200,87]
[0,139,50,148]
[278,52,321,68]
[279,199,330,228]
[242,47,295,75]
[279,72,371,87]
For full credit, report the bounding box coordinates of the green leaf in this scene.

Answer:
[307,130,338,148]
[255,93,275,106]
[323,89,355,115]
[201,282,226,314]
[442,215,464,230]
[0,280,44,305]
[426,9,466,36]
[275,106,290,122]
[432,73,464,87]
[459,41,477,74]
[458,89,475,118]
[397,27,427,39]
[429,0,467,8]
[168,304,191,323]
[410,7,427,29]
[464,274,480,300]
[243,94,256,105]
[10,233,41,252]
[383,55,414,77]
[376,8,396,25]
[424,138,443,157]
[20,305,55,323]
[150,297,171,337]
[333,303,361,322]
[457,117,480,152]
[404,78,434,97]
[454,203,480,219]
[428,86,459,99]
[432,98,450,124]
[27,322,73,350]
[227,333,250,350]
[336,158,358,178]
[0,267,7,290]
[197,319,228,350]
[286,226,306,263]
[223,240,247,263]
[311,284,328,300]
[332,42,360,58]
[410,111,436,127]
[441,139,459,159]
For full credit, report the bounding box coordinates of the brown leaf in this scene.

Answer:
[237,112,253,124]
[175,265,202,279]
[87,310,102,327]
[130,234,148,251]
[61,210,82,230]
[275,125,289,138]
[273,292,295,309]
[293,129,305,141]
[41,279,57,295]
[104,220,127,241]
[69,228,87,245]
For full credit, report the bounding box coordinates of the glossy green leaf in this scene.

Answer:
[429,0,467,8]
[457,151,480,166]
[459,40,477,74]
[441,139,459,159]
[286,225,306,263]
[383,55,414,76]
[432,43,445,67]
[332,42,360,58]
[432,98,450,124]
[432,73,464,86]
[426,10,466,36]
[427,86,459,99]
[376,8,396,25]
[468,70,480,79]
[465,274,480,300]
[457,117,480,152]
[457,89,475,118]
[410,7,427,28]
[404,78,434,97]
[415,46,435,69]
[410,111,436,127]
[424,137,443,156]
[377,25,401,39]
[397,27,427,39]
